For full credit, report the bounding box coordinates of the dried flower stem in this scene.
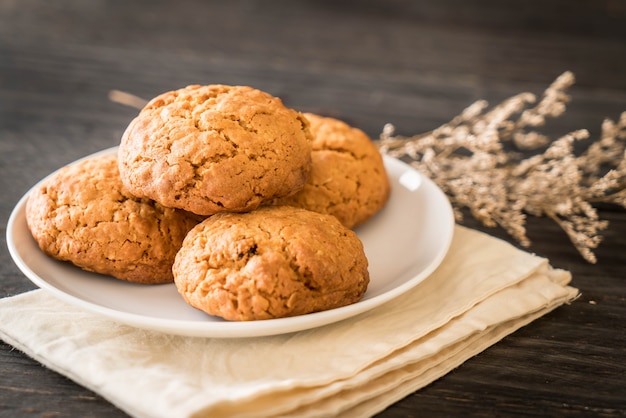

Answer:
[379,72,626,263]
[108,90,148,109]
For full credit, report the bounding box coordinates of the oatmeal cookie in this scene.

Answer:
[26,154,201,284]
[173,206,370,321]
[118,84,313,216]
[271,113,390,228]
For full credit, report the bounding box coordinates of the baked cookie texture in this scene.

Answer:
[25,155,201,284]
[271,113,390,229]
[118,84,313,216]
[173,206,370,321]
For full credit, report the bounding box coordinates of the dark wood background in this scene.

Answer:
[1,1,625,416]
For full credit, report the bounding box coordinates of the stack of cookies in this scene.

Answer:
[26,84,391,321]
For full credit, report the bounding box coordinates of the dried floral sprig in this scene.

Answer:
[378,72,626,263]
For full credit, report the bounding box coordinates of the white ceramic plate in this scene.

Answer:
[7,147,454,338]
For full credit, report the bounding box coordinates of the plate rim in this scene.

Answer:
[6,147,454,338]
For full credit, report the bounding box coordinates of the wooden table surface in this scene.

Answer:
[1,1,625,416]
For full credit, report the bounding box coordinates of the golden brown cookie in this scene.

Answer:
[118,84,313,216]
[271,113,390,229]
[25,154,201,284]
[173,206,370,321]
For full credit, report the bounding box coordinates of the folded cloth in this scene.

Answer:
[0,225,578,418]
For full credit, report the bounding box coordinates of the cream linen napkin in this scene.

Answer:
[0,225,578,418]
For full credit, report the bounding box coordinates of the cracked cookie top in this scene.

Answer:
[271,113,390,229]
[173,205,370,321]
[25,154,201,284]
[118,84,313,215]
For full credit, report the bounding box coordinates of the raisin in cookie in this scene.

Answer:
[173,205,370,321]
[26,154,201,284]
[271,113,390,229]
[118,84,313,216]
